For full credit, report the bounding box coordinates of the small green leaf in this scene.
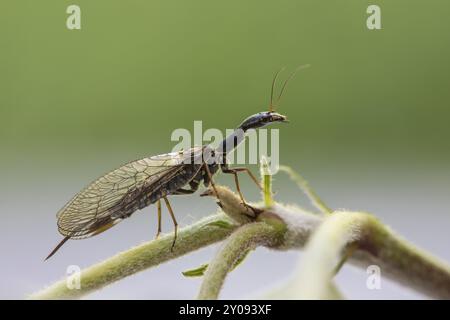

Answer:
[182,249,252,278]
[182,263,209,277]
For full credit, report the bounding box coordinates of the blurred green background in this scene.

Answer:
[1,1,449,299]
[2,0,450,173]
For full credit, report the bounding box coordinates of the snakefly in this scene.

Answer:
[46,67,305,260]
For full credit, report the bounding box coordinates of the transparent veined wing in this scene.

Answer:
[56,147,204,239]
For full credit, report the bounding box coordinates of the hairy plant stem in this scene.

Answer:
[260,156,274,207]
[197,220,284,299]
[31,186,450,300]
[279,165,332,214]
[348,212,450,299]
[198,187,450,300]
[293,211,367,299]
[30,213,236,300]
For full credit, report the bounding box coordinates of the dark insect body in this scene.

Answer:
[46,68,304,260]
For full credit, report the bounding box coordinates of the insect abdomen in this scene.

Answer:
[119,164,202,218]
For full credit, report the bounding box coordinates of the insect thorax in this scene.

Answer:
[118,146,223,217]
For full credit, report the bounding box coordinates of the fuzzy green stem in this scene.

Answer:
[279,165,332,214]
[294,211,450,299]
[293,211,363,299]
[260,156,274,207]
[205,186,450,299]
[30,213,236,300]
[32,185,450,300]
[351,213,450,299]
[197,221,283,300]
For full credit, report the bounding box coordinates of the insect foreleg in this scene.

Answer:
[220,165,247,205]
[221,165,262,190]
[220,164,263,207]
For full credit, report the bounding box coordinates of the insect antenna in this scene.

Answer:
[274,64,311,109]
[269,67,285,112]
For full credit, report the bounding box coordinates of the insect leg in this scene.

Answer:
[163,196,178,251]
[172,188,196,194]
[227,166,263,190]
[172,179,200,195]
[203,162,223,205]
[220,165,262,207]
[155,199,162,239]
[220,166,247,206]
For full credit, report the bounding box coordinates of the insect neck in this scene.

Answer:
[215,126,248,156]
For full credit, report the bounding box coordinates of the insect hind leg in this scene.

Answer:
[203,163,223,207]
[155,200,162,239]
[162,196,178,251]
[171,180,200,195]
